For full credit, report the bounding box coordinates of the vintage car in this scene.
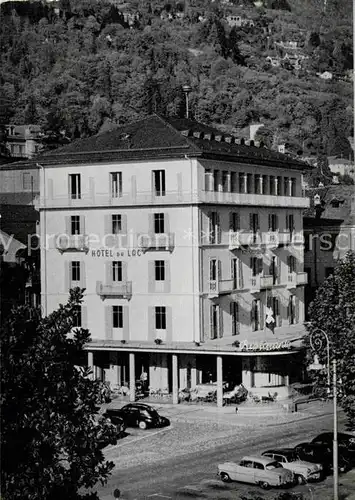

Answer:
[262,448,323,483]
[217,455,294,489]
[294,442,352,474]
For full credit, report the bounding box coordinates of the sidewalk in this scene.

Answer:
[102,396,334,427]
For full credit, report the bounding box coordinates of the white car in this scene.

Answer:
[262,449,323,484]
[217,455,294,489]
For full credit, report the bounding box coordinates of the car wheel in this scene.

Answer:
[296,474,306,485]
[138,421,147,430]
[220,472,231,483]
[259,481,270,490]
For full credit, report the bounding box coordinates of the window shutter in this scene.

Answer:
[259,301,264,330]
[229,212,234,231]
[210,305,215,339]
[166,306,173,343]
[249,213,254,230]
[286,214,289,231]
[275,298,281,326]
[104,214,111,237]
[250,257,254,277]
[238,258,244,289]
[148,261,155,293]
[268,214,272,231]
[164,260,171,293]
[105,261,112,285]
[148,213,154,234]
[122,261,128,282]
[288,297,292,324]
[121,214,127,236]
[256,214,260,231]
[216,213,221,243]
[295,296,299,324]
[64,261,70,291]
[251,301,256,331]
[275,215,279,230]
[218,260,222,281]
[218,306,223,338]
[148,306,155,341]
[82,305,88,329]
[231,259,235,280]
[122,306,129,340]
[79,216,85,235]
[80,261,86,289]
[235,303,240,334]
[164,213,169,233]
[105,306,113,340]
[277,257,281,284]
[65,216,71,235]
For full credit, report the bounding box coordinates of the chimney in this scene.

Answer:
[249,123,264,141]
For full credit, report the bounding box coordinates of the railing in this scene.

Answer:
[201,191,310,208]
[208,278,238,295]
[287,272,297,288]
[138,233,175,252]
[229,231,258,249]
[296,272,308,285]
[278,232,291,245]
[260,275,274,288]
[96,281,132,300]
[250,275,274,292]
[55,234,89,253]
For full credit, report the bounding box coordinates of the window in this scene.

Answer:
[153,170,166,196]
[154,213,165,234]
[230,301,239,335]
[288,255,297,273]
[112,261,122,282]
[73,306,82,328]
[69,174,81,199]
[268,214,278,232]
[250,213,259,234]
[210,304,219,339]
[291,177,296,196]
[222,171,229,192]
[247,173,253,193]
[288,295,296,325]
[253,462,264,470]
[304,232,311,252]
[276,176,282,195]
[113,305,123,328]
[269,176,276,195]
[208,212,220,244]
[251,299,260,331]
[325,267,334,278]
[283,177,289,196]
[213,170,219,191]
[230,212,240,232]
[210,259,217,281]
[22,172,32,190]
[70,216,80,235]
[155,306,166,329]
[251,257,263,276]
[155,260,165,281]
[254,174,262,194]
[71,261,80,282]
[111,172,122,198]
[286,214,294,233]
[240,460,254,468]
[269,256,277,284]
[239,173,246,193]
[112,214,122,234]
[230,172,237,192]
[262,175,268,194]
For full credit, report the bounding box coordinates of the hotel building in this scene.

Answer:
[38,115,310,406]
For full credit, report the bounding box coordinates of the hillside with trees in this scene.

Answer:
[0,0,353,157]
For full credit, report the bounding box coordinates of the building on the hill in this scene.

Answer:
[4,125,43,159]
[36,115,311,406]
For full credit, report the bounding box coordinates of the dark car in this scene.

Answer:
[294,442,352,474]
[311,433,355,457]
[113,403,170,430]
[102,410,126,438]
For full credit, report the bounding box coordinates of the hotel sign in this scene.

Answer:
[91,248,143,258]
[239,340,292,352]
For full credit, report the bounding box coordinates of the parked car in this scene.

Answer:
[102,409,126,438]
[217,455,294,489]
[311,433,355,459]
[112,403,170,430]
[262,448,323,484]
[294,442,352,474]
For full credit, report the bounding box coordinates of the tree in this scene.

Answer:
[306,252,355,430]
[1,289,116,500]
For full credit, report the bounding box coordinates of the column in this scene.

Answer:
[288,178,293,196]
[226,172,231,192]
[259,175,263,194]
[129,352,135,402]
[242,357,253,388]
[243,174,248,194]
[216,355,223,408]
[172,354,179,405]
[88,351,94,380]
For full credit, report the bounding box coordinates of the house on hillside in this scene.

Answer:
[5,125,43,159]
[316,71,333,80]
[226,15,254,28]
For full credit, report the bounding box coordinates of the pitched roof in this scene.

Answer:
[303,185,354,222]
[28,115,308,170]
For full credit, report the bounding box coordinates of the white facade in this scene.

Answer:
[39,136,310,404]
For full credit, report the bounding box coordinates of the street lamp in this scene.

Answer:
[308,328,338,500]
[182,85,192,119]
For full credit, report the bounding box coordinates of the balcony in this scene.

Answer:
[296,272,308,285]
[96,281,132,300]
[250,275,274,293]
[263,231,280,248]
[138,233,175,253]
[278,232,291,245]
[229,231,259,249]
[55,235,89,253]
[287,273,297,289]
[201,191,310,208]
[208,278,239,297]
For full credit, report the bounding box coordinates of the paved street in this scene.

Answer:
[91,401,354,500]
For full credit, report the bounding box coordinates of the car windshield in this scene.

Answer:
[287,453,300,462]
[266,461,283,470]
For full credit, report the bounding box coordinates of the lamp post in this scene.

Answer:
[182,85,192,119]
[308,328,338,500]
